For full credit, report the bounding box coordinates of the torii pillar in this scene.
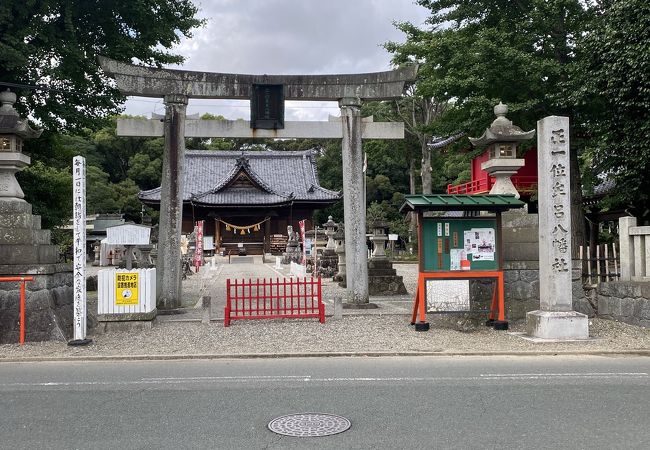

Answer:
[157,94,187,309]
[340,97,369,304]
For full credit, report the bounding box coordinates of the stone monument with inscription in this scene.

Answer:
[526,116,589,339]
[0,90,76,343]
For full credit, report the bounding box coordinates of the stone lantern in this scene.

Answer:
[369,220,389,259]
[469,102,534,198]
[333,224,346,284]
[323,215,337,250]
[0,90,41,200]
[318,215,339,277]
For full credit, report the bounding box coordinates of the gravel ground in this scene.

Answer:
[3,261,650,360]
[2,316,650,360]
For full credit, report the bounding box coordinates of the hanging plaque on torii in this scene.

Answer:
[251,84,284,130]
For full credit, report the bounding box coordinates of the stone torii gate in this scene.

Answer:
[98,57,417,309]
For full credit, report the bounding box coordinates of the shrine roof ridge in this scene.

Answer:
[139,148,339,207]
[400,194,525,213]
[98,57,417,100]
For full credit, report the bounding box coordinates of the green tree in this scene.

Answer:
[16,161,72,228]
[86,165,119,214]
[385,0,593,248]
[568,0,650,220]
[1,0,203,131]
[91,117,161,183]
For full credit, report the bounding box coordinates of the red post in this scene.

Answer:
[318,277,325,323]
[20,280,26,345]
[497,272,505,322]
[224,278,231,327]
[488,282,498,321]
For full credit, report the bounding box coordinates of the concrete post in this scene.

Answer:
[526,116,588,339]
[618,216,636,281]
[157,94,188,309]
[339,97,368,304]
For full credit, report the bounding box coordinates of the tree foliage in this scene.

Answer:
[0,0,203,131]
[567,0,650,219]
[385,0,592,135]
[16,161,72,228]
[385,0,596,248]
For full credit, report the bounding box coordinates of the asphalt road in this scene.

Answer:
[1,356,649,449]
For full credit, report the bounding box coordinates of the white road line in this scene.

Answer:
[0,373,647,388]
[480,372,648,377]
[141,375,311,381]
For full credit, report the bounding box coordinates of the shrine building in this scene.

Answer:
[138,149,340,254]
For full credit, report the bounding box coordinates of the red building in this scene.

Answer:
[447,148,538,197]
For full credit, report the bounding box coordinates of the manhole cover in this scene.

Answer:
[268,413,351,437]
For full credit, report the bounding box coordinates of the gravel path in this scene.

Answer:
[2,316,650,360]
[3,260,650,360]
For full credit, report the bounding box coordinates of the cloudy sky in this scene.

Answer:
[123,0,429,121]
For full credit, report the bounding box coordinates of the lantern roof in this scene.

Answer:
[322,215,337,229]
[468,102,534,147]
[0,90,43,139]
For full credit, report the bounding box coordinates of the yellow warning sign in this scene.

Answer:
[115,272,139,305]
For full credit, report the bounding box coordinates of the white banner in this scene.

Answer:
[72,156,87,341]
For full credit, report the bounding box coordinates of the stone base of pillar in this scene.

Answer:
[342,302,378,309]
[367,258,407,295]
[525,310,589,340]
[316,248,338,277]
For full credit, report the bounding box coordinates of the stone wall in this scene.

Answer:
[489,211,591,321]
[0,200,76,343]
[597,282,650,327]
[0,265,75,343]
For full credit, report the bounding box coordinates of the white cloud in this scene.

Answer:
[124,0,428,120]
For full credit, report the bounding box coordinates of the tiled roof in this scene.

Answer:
[139,149,340,207]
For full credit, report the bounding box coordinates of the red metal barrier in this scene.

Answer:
[225,277,324,326]
[0,276,34,345]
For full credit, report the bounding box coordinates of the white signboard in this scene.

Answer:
[203,235,214,251]
[388,234,399,241]
[72,156,87,341]
[106,224,151,245]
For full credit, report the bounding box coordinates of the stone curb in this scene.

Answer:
[2,349,650,363]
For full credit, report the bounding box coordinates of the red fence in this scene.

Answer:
[447,175,538,195]
[225,277,325,326]
[447,178,491,195]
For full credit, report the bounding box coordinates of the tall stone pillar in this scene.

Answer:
[339,97,369,304]
[157,94,188,309]
[526,116,588,339]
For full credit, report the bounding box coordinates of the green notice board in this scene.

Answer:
[422,217,498,271]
